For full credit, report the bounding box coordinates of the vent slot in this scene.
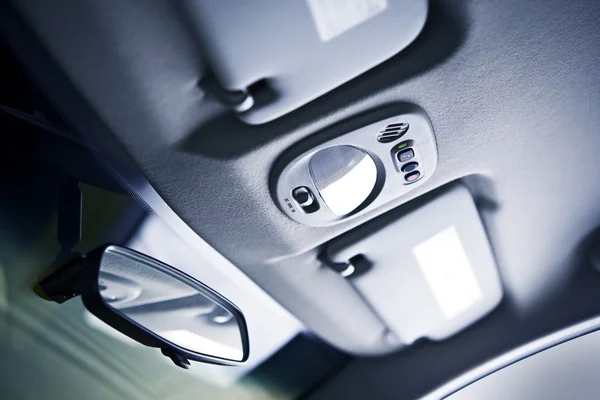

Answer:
[377,122,409,143]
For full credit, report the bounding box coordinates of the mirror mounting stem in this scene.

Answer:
[34,255,84,303]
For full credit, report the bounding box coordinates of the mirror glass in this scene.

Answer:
[309,145,378,216]
[97,246,245,361]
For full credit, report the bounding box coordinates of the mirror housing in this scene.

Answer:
[36,244,250,368]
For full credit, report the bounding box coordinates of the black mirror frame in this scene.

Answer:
[80,244,250,367]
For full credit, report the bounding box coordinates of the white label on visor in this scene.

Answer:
[306,0,388,42]
[412,226,484,319]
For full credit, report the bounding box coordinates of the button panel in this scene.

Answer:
[391,140,423,184]
[401,162,419,173]
[274,106,437,226]
[397,149,415,163]
[404,171,421,182]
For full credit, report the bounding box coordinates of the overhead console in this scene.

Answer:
[271,105,501,350]
[273,105,438,226]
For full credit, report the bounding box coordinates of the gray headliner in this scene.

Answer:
[7,0,600,396]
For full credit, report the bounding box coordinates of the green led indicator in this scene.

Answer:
[396,141,409,150]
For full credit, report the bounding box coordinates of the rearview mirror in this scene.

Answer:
[35,245,249,368]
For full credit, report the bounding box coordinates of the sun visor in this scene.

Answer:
[324,184,503,345]
[184,0,428,124]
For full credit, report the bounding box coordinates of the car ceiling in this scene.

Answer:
[4,0,600,397]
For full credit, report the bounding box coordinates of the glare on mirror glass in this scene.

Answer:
[97,247,244,361]
[309,145,378,216]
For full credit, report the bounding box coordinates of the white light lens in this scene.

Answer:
[412,226,483,319]
[319,155,377,216]
[310,146,378,216]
